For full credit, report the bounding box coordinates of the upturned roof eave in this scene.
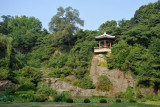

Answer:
[95,33,116,40]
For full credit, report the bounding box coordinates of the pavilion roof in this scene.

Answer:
[95,33,116,40]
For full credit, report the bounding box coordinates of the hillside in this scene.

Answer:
[0,1,160,102]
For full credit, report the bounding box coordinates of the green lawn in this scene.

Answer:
[0,102,159,107]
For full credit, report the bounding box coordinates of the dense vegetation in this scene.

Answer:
[0,1,160,103]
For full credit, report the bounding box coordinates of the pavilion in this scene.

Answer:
[94,33,116,53]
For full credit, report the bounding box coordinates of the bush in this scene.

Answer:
[36,82,57,97]
[72,76,95,89]
[129,99,136,103]
[14,90,34,102]
[84,98,90,103]
[125,86,134,99]
[145,93,153,100]
[116,99,121,103]
[136,90,143,99]
[66,98,73,103]
[96,75,112,91]
[33,94,48,102]
[141,98,146,102]
[0,67,9,80]
[54,92,70,102]
[116,91,125,98]
[100,99,107,103]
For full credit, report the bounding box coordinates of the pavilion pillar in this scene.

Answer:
[99,41,101,48]
[110,41,112,48]
[104,40,106,47]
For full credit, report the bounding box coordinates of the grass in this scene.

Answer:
[143,101,160,106]
[0,102,159,107]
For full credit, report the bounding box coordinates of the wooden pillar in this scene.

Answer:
[110,41,112,48]
[99,41,101,48]
[104,40,106,47]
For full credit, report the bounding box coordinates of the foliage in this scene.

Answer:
[66,98,74,103]
[129,99,137,103]
[33,94,48,102]
[116,91,125,98]
[0,34,12,68]
[84,98,90,103]
[14,90,34,102]
[136,90,143,99]
[49,6,84,48]
[145,93,153,100]
[124,86,134,99]
[54,92,71,102]
[96,75,112,91]
[1,1,160,103]
[99,99,107,103]
[116,99,121,103]
[8,16,42,52]
[13,66,42,85]
[0,67,9,80]
[36,82,57,97]
[72,76,95,89]
[99,20,117,31]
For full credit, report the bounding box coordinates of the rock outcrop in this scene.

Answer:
[90,54,135,94]
[0,80,16,91]
[42,78,106,97]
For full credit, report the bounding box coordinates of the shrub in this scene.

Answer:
[116,91,125,98]
[84,98,90,103]
[0,67,9,80]
[125,86,134,99]
[14,90,34,102]
[54,92,70,102]
[36,82,57,97]
[33,94,48,102]
[100,99,107,103]
[145,93,153,100]
[66,98,74,103]
[72,76,95,89]
[96,75,112,91]
[141,98,146,102]
[136,90,143,99]
[129,99,136,103]
[116,99,121,103]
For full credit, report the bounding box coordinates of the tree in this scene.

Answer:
[0,34,12,67]
[98,20,117,31]
[49,6,84,47]
[0,15,12,35]
[8,16,42,52]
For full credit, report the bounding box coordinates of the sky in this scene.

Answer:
[0,0,158,31]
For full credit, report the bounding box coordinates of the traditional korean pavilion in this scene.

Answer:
[94,33,115,53]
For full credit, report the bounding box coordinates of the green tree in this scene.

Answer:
[8,16,42,52]
[49,6,84,47]
[0,15,12,35]
[96,75,112,91]
[99,20,117,31]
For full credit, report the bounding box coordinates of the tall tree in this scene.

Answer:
[0,15,12,35]
[49,6,84,47]
[98,20,117,31]
[8,16,42,52]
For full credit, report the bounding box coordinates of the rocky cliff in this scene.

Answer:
[90,54,135,95]
[42,78,106,97]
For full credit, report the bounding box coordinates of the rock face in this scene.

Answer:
[42,78,106,97]
[0,80,16,91]
[90,54,135,94]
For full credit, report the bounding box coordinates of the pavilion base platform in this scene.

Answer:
[94,47,111,53]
